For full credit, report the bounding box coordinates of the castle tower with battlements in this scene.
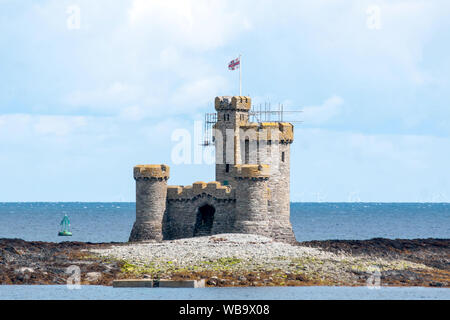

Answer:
[129,96,296,243]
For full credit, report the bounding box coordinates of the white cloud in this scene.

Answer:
[298,128,443,169]
[0,112,189,147]
[247,0,442,85]
[118,105,146,121]
[127,0,252,51]
[64,74,229,118]
[55,0,247,118]
[64,82,145,111]
[301,96,344,125]
[33,115,87,136]
[0,114,88,140]
[0,111,189,201]
[170,76,228,107]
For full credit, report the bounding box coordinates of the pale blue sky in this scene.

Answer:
[0,0,449,202]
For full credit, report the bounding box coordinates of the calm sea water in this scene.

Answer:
[0,202,448,242]
[0,202,448,300]
[0,285,449,300]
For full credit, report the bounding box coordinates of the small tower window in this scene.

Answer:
[225,164,230,173]
[245,139,250,164]
[281,151,285,162]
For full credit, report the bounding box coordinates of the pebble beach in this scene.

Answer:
[1,234,448,287]
[89,234,449,287]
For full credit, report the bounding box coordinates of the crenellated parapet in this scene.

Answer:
[239,122,294,143]
[167,181,234,201]
[233,164,270,180]
[215,96,251,111]
[134,165,170,181]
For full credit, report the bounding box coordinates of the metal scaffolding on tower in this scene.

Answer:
[201,103,303,147]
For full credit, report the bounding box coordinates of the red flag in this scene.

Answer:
[228,57,240,70]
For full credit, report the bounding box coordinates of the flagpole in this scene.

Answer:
[239,54,242,96]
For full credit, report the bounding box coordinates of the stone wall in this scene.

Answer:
[163,181,235,240]
[163,196,235,240]
[167,181,233,200]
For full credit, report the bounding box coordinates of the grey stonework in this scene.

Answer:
[234,177,270,237]
[163,196,236,240]
[129,175,168,242]
[267,143,296,243]
[130,96,297,243]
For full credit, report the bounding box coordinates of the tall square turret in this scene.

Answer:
[213,96,252,187]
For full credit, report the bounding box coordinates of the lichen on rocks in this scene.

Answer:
[88,233,440,287]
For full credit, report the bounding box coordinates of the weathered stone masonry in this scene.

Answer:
[129,96,296,243]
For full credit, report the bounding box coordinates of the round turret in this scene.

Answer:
[129,165,169,242]
[233,164,271,236]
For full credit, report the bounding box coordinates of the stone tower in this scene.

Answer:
[129,165,169,242]
[129,95,296,243]
[265,123,295,242]
[213,96,251,189]
[213,96,295,242]
[233,164,271,237]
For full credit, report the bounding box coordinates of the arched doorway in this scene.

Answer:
[193,204,215,237]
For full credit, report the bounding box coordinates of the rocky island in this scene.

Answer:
[1,234,448,287]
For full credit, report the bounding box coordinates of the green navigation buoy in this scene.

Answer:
[58,214,72,236]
